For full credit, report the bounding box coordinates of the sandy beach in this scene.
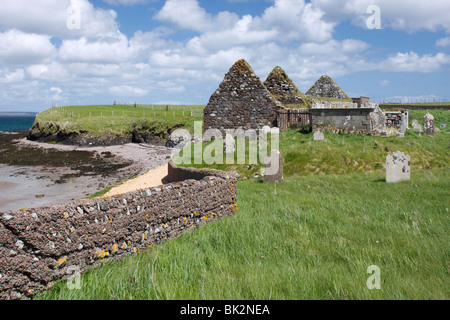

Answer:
[0,135,174,212]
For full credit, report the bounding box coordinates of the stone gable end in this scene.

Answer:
[204,59,282,134]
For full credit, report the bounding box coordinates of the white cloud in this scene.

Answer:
[109,85,149,97]
[379,80,391,87]
[0,69,25,84]
[311,0,450,32]
[26,62,71,81]
[381,52,450,73]
[0,0,121,39]
[103,0,151,5]
[0,30,56,65]
[436,37,450,48]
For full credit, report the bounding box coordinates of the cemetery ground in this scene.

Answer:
[31,108,448,300]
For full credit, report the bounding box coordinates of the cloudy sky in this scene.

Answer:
[1,0,449,112]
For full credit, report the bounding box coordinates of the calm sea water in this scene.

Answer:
[0,114,36,132]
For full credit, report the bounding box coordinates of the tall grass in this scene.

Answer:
[37,168,449,300]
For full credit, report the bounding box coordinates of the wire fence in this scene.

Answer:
[378,98,449,104]
[52,103,205,119]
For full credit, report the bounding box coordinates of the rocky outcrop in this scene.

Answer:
[306,75,350,100]
[263,67,305,106]
[204,59,283,134]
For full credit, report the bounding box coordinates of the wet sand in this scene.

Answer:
[0,136,174,212]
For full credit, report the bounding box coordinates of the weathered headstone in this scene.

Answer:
[313,131,324,141]
[270,127,280,135]
[423,113,435,135]
[224,133,235,153]
[264,150,284,183]
[370,106,387,136]
[386,151,410,183]
[411,119,422,132]
[399,112,407,133]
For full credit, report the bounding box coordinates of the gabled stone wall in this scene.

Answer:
[306,75,350,100]
[204,60,282,134]
[263,67,305,105]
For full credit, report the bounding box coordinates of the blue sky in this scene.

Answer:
[0,0,449,112]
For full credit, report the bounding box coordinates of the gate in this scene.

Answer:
[277,108,312,131]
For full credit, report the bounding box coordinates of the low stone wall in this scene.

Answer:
[0,165,238,300]
[311,108,374,134]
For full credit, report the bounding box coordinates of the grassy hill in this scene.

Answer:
[29,105,206,144]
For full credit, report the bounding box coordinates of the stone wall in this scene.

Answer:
[0,164,238,300]
[263,67,305,105]
[203,59,282,135]
[310,108,374,134]
[306,75,350,100]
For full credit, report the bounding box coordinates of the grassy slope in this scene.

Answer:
[34,105,206,137]
[35,109,449,300]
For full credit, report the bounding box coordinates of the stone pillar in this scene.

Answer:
[423,113,435,135]
[386,151,410,183]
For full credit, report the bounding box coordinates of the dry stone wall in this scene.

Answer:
[204,59,282,135]
[0,164,238,300]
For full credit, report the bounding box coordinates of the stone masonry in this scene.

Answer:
[306,75,350,100]
[204,59,283,135]
[0,163,238,300]
[263,66,305,105]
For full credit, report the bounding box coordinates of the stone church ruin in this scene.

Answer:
[203,59,413,137]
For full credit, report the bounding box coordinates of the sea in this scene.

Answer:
[0,113,37,132]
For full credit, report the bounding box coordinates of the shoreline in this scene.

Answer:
[1,133,174,212]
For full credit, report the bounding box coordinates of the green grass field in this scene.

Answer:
[35,108,449,300]
[34,105,206,137]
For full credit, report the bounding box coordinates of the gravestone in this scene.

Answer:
[264,150,284,183]
[370,106,387,136]
[313,131,324,141]
[423,113,435,135]
[224,133,235,153]
[270,127,280,135]
[386,151,410,183]
[411,119,422,132]
[399,112,407,133]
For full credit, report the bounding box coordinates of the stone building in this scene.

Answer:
[310,101,376,134]
[263,66,305,106]
[306,75,351,100]
[203,59,283,135]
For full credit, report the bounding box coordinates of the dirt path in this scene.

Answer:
[102,163,168,198]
